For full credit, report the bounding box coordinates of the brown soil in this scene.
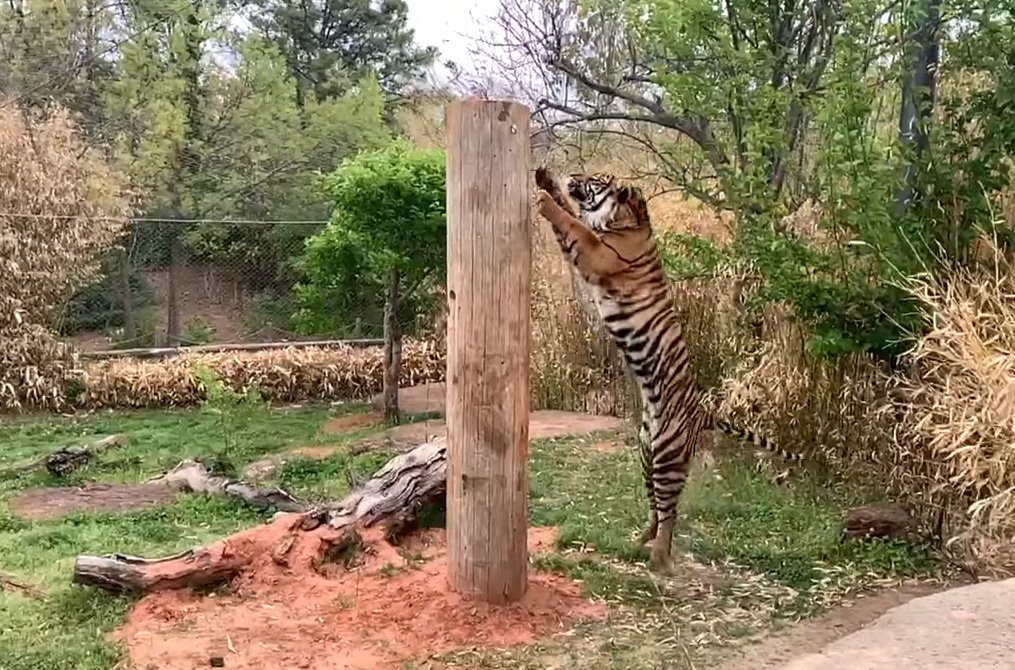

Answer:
[285,445,348,459]
[372,382,446,415]
[591,440,624,454]
[8,482,179,521]
[114,523,605,670]
[321,411,385,435]
[527,410,625,439]
[716,582,950,670]
[350,410,624,454]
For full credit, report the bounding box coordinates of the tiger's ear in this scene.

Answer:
[616,185,634,204]
[624,187,650,223]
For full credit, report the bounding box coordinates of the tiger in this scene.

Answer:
[532,166,803,573]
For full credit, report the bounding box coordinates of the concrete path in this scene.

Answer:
[779,578,1015,670]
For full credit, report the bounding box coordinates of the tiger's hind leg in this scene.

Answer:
[647,435,694,575]
[635,407,658,546]
[648,493,681,575]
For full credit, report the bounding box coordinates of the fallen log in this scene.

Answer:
[149,459,306,513]
[0,571,45,599]
[0,434,128,479]
[72,438,448,594]
[46,434,131,476]
[0,434,129,479]
[842,504,914,541]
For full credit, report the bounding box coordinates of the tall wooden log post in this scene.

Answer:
[445,99,532,604]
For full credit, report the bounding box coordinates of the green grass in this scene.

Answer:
[0,405,946,670]
[529,436,939,604]
[681,455,939,597]
[0,400,385,670]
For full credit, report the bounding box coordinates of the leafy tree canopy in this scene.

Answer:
[293,139,446,336]
[249,0,438,105]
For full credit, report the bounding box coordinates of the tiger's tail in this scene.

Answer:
[708,414,804,462]
[699,390,804,462]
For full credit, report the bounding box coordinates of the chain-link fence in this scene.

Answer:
[53,219,443,356]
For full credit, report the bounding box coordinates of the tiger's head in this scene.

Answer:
[565,172,651,234]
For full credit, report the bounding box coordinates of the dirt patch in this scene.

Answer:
[285,445,345,460]
[372,382,446,415]
[716,582,950,670]
[350,418,447,453]
[349,410,624,454]
[528,411,624,439]
[321,411,384,436]
[8,483,179,521]
[115,523,605,670]
[591,440,624,454]
[371,385,632,440]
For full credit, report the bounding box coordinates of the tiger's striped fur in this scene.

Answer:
[533,166,802,572]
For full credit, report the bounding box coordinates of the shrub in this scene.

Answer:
[292,139,446,337]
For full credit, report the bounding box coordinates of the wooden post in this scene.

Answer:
[445,98,531,604]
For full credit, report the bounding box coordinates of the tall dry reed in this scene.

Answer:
[879,255,1015,576]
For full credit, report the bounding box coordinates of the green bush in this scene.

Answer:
[292,139,446,337]
[182,316,216,345]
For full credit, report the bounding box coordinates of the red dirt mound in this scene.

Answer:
[115,522,605,669]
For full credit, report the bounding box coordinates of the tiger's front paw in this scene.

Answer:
[534,166,556,192]
[535,189,555,218]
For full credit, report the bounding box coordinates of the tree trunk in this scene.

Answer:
[72,439,448,594]
[445,98,532,604]
[119,245,136,341]
[166,233,182,347]
[894,0,941,216]
[166,0,205,349]
[382,267,402,423]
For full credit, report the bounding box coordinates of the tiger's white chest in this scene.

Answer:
[579,204,614,232]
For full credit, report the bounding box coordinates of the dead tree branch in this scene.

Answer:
[72,439,449,594]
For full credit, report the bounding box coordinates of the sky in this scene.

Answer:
[405,0,498,71]
[404,0,550,102]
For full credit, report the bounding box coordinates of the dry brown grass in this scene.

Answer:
[0,105,132,411]
[878,251,1015,577]
[716,312,891,479]
[0,106,131,325]
[711,231,1015,577]
[52,339,443,411]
